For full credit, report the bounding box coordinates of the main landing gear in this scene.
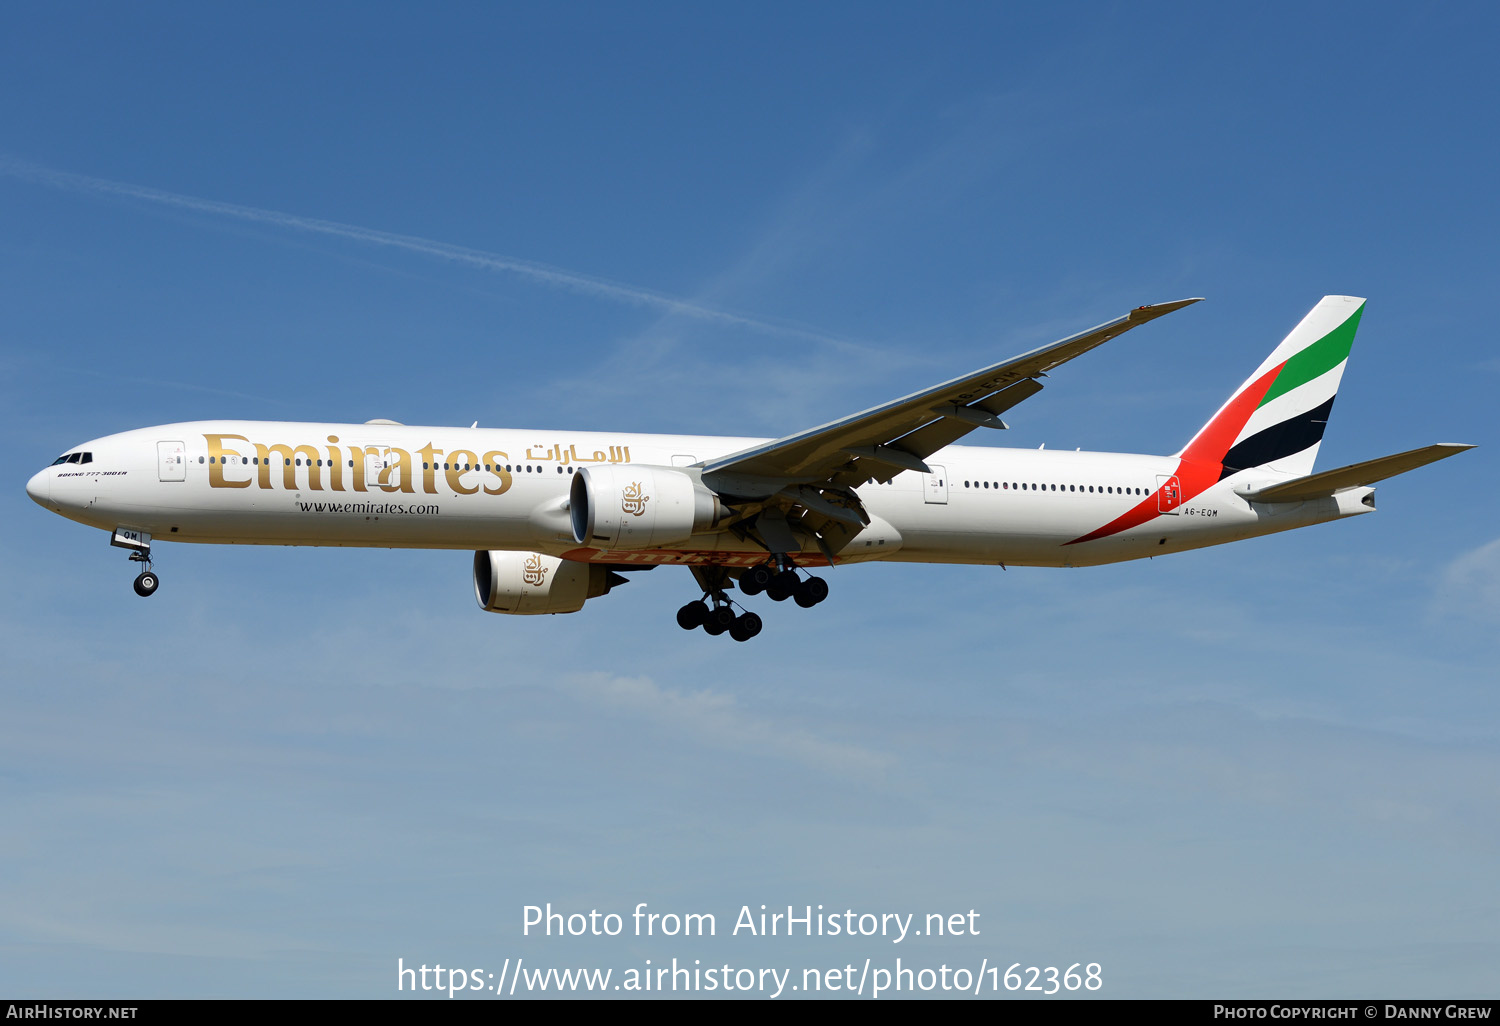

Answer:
[676,558,828,641]
[676,598,762,642]
[737,560,829,608]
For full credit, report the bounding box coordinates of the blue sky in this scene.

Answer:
[2,3,1496,999]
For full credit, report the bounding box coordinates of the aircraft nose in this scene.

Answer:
[26,468,51,507]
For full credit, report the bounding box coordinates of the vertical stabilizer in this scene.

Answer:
[1177,295,1364,479]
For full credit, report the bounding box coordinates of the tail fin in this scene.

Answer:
[1178,295,1365,479]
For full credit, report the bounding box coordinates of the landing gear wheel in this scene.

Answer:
[703,617,729,636]
[133,571,159,597]
[739,564,773,596]
[676,601,709,630]
[729,612,762,642]
[794,575,829,608]
[706,605,736,630]
[767,570,799,602]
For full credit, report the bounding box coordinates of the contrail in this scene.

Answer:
[0,158,861,349]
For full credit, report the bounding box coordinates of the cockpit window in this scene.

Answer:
[51,454,70,465]
[49,452,93,466]
[66,453,82,464]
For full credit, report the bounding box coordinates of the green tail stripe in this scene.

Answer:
[1258,302,1364,408]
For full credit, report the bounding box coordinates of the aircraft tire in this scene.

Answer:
[767,571,799,602]
[729,612,762,642]
[676,601,709,630]
[133,572,159,597]
[794,576,828,607]
[740,565,773,596]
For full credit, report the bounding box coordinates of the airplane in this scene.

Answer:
[25,295,1473,641]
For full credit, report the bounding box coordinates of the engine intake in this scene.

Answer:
[570,465,721,550]
[473,550,626,615]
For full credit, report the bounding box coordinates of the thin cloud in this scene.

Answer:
[0,157,860,350]
[1435,537,1500,624]
[71,367,293,408]
[561,671,892,779]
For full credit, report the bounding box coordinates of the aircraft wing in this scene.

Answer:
[703,298,1202,495]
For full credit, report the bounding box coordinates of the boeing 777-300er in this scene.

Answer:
[26,295,1474,641]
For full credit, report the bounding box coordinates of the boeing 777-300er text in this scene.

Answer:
[26,296,1473,641]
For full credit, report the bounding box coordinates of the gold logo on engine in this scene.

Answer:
[622,482,649,517]
[522,554,549,587]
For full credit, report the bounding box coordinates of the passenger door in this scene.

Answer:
[924,465,949,504]
[157,441,186,482]
[365,448,393,489]
[1156,474,1182,514]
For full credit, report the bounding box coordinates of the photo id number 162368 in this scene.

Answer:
[1005,963,1102,993]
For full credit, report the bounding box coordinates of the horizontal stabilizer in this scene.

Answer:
[1237,443,1475,503]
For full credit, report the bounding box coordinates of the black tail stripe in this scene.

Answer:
[1218,395,1337,478]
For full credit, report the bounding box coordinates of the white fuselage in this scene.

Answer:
[27,420,1374,570]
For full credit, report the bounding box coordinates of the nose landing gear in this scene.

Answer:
[112,526,159,597]
[131,558,159,597]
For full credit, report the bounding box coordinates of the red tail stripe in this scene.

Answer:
[1065,359,1285,546]
[1181,360,1284,466]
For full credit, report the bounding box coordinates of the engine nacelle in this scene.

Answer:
[473,550,624,615]
[570,465,721,550]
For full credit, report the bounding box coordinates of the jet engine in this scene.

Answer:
[473,550,627,615]
[569,465,723,550]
